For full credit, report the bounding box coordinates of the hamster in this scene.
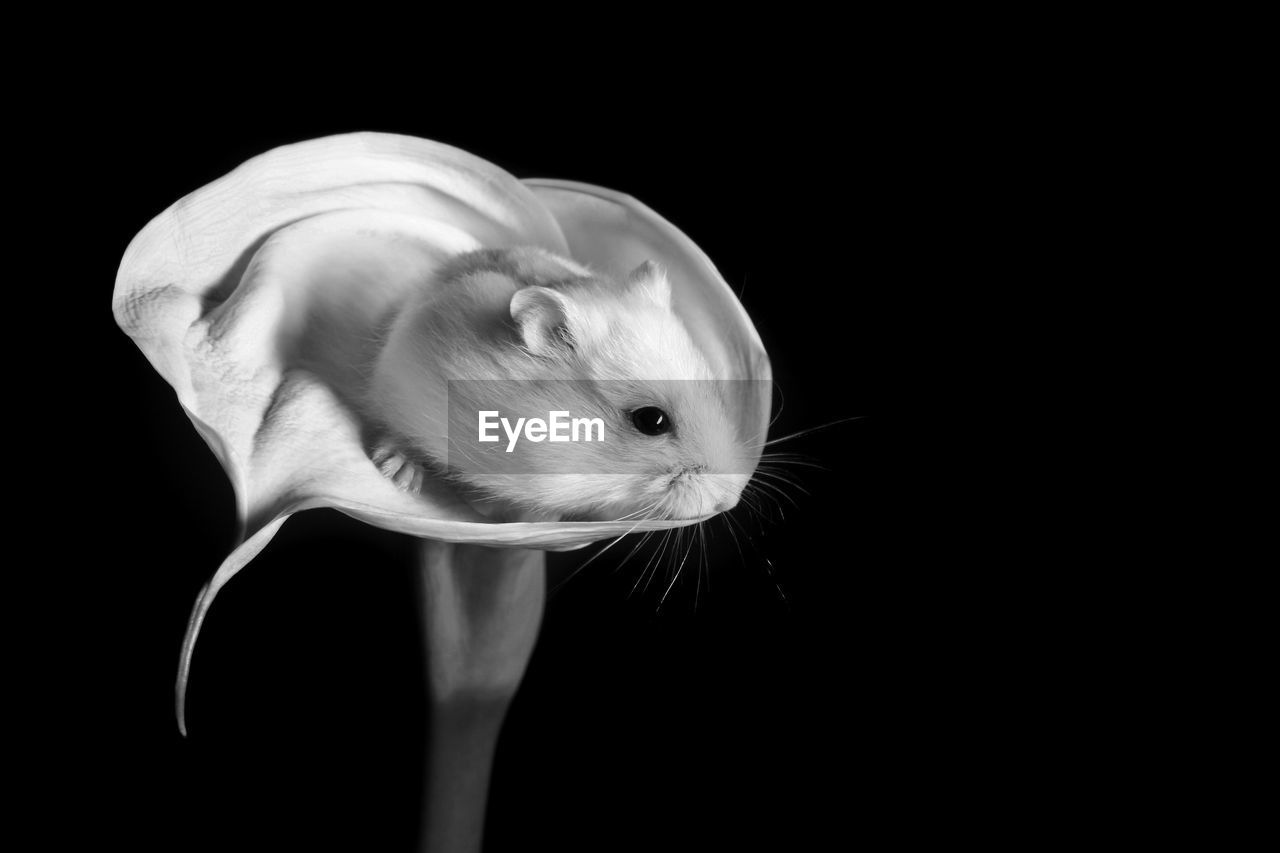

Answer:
[366,246,751,523]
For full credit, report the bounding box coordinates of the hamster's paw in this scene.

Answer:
[371,443,424,494]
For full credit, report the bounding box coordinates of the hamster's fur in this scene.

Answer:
[367,246,749,522]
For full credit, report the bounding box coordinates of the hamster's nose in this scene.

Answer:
[713,495,738,514]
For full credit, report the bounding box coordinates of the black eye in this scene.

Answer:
[631,406,672,436]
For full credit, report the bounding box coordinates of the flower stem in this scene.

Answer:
[414,539,545,853]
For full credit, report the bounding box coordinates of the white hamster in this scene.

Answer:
[367,246,751,522]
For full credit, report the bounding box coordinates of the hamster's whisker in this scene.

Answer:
[748,478,801,512]
[694,525,703,608]
[559,529,632,585]
[614,522,665,573]
[746,482,787,521]
[756,461,827,477]
[752,458,814,484]
[612,529,659,579]
[757,452,827,471]
[658,528,693,608]
[660,524,703,608]
[748,415,868,450]
[655,525,686,604]
[695,522,711,610]
[723,509,751,548]
[722,511,789,606]
[751,469,810,499]
[735,484,768,519]
[633,529,675,599]
[736,496,766,526]
[718,512,747,572]
[763,556,788,607]
[742,481,787,525]
[628,530,665,598]
[551,501,662,595]
[756,480,792,513]
[650,527,682,598]
[728,506,770,546]
[609,500,664,523]
[724,510,765,564]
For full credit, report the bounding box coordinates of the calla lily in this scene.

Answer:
[115,131,770,849]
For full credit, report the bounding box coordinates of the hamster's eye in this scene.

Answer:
[631,406,673,436]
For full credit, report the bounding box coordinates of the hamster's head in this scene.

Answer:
[453,261,755,522]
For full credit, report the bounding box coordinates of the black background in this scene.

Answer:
[49,80,1061,851]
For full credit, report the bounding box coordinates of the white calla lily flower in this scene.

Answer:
[114,132,770,737]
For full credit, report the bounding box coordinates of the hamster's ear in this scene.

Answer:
[511,286,577,355]
[626,260,672,308]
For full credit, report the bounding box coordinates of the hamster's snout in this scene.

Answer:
[712,494,738,514]
[710,474,746,514]
[662,468,748,519]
